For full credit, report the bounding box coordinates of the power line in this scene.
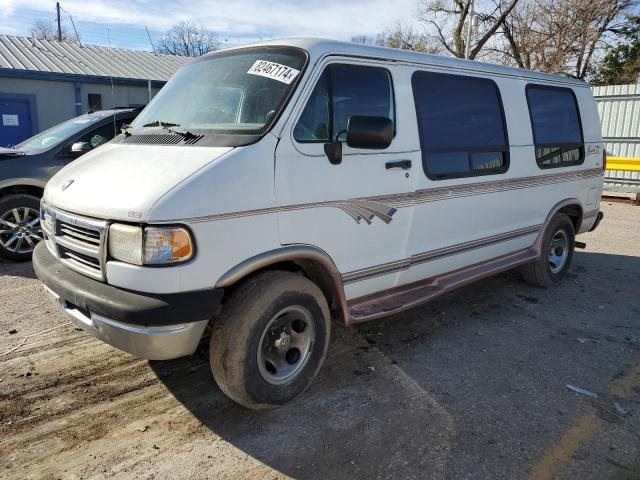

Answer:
[145,26,156,54]
[60,6,82,46]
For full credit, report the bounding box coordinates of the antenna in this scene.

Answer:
[108,28,117,136]
[145,26,156,55]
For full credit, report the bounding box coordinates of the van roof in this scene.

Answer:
[214,37,587,88]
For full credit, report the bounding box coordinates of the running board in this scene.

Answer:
[347,247,539,324]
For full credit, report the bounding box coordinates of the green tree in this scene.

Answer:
[593,15,640,84]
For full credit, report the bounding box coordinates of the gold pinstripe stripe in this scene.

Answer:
[174,168,603,224]
[341,224,542,284]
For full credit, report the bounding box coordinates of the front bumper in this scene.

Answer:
[33,242,224,360]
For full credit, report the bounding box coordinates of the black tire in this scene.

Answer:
[521,213,575,287]
[0,194,43,262]
[210,271,331,410]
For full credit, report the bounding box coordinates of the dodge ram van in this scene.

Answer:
[33,39,605,410]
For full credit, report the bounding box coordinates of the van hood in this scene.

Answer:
[44,143,233,221]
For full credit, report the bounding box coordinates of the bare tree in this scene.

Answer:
[419,0,521,59]
[491,0,634,77]
[156,21,221,57]
[352,22,441,53]
[379,22,442,52]
[30,19,78,43]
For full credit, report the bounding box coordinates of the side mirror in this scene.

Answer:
[346,115,393,150]
[68,142,91,157]
[323,115,393,165]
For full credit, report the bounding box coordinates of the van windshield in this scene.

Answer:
[131,47,307,136]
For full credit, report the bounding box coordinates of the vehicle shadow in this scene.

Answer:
[0,259,37,280]
[150,251,639,480]
[150,318,455,479]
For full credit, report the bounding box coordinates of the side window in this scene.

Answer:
[294,64,394,143]
[526,85,584,168]
[412,71,509,180]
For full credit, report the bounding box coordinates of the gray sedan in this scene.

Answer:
[0,108,140,261]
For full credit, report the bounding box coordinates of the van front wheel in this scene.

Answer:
[521,213,575,287]
[210,271,331,410]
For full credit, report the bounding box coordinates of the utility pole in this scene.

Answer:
[56,2,62,42]
[464,0,475,59]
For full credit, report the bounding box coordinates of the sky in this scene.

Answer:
[0,0,423,52]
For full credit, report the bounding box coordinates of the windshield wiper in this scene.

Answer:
[140,120,198,141]
[166,127,199,141]
[142,120,181,128]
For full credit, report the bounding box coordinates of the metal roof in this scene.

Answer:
[0,35,189,82]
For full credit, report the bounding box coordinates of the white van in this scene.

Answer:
[33,38,605,409]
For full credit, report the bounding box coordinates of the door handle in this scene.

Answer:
[385,160,412,170]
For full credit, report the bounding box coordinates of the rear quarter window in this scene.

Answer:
[526,85,584,169]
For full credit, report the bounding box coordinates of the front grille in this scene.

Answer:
[58,245,101,272]
[58,221,101,247]
[41,205,107,281]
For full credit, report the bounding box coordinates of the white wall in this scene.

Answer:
[0,76,163,133]
[0,77,75,131]
[79,83,161,111]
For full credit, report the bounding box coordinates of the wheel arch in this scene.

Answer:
[557,203,583,233]
[534,198,584,253]
[0,180,46,200]
[215,245,348,323]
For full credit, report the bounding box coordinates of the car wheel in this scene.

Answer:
[521,213,575,287]
[210,271,331,410]
[0,194,43,262]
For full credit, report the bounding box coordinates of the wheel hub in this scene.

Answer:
[274,331,292,353]
[257,306,315,385]
[548,229,569,274]
[0,207,42,254]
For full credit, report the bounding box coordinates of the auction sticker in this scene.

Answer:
[247,60,300,84]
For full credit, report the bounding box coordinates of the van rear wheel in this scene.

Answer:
[521,213,575,287]
[210,271,331,410]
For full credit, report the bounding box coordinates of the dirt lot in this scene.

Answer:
[1,201,639,480]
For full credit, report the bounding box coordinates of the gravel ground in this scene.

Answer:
[0,201,639,480]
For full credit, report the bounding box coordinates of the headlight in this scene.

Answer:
[109,224,143,265]
[108,224,194,266]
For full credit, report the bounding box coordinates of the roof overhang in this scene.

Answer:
[0,68,167,87]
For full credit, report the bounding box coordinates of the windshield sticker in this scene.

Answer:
[247,60,300,84]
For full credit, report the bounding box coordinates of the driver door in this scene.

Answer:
[275,60,420,300]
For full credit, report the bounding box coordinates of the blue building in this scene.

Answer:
[0,35,188,147]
